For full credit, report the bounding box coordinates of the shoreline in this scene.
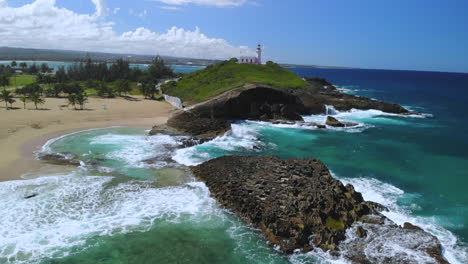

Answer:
[0,96,175,182]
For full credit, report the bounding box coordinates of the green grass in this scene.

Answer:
[6,74,36,88]
[81,80,141,96]
[161,59,311,103]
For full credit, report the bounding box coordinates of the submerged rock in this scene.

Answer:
[38,152,81,166]
[24,194,38,199]
[190,155,448,263]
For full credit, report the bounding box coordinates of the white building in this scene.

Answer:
[239,44,262,64]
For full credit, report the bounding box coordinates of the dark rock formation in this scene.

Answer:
[191,155,371,253]
[157,78,412,137]
[297,78,409,114]
[326,116,358,128]
[190,155,448,264]
[164,87,308,136]
[37,152,81,166]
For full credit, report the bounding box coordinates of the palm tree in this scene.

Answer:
[29,93,45,110]
[67,94,77,110]
[19,96,28,109]
[75,92,88,110]
[11,61,17,68]
[1,89,15,110]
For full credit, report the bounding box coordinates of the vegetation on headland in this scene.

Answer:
[0,56,175,110]
[161,58,311,103]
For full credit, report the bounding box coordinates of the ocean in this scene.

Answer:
[0,60,205,73]
[0,67,467,263]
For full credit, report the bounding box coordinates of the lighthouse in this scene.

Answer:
[239,44,263,64]
[256,44,262,65]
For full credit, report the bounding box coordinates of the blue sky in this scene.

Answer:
[2,0,468,72]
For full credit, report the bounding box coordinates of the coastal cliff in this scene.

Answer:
[191,156,448,264]
[154,60,412,136]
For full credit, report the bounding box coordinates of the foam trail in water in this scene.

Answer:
[336,176,468,264]
[0,174,216,264]
[173,123,272,166]
[90,133,182,168]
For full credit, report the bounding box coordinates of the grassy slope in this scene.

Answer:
[161,60,311,103]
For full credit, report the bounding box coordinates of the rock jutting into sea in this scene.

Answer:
[152,86,309,137]
[326,116,358,127]
[190,155,448,264]
[299,77,410,114]
[154,77,413,137]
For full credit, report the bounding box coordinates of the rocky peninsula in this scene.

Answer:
[152,61,413,136]
[191,156,448,264]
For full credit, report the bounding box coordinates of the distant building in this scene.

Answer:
[239,44,262,64]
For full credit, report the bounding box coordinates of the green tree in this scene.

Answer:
[75,92,88,110]
[96,82,114,98]
[11,61,17,67]
[0,74,10,88]
[29,92,45,110]
[19,96,28,109]
[1,89,15,109]
[67,93,77,110]
[40,63,51,73]
[15,87,28,109]
[115,79,131,96]
[19,62,27,69]
[148,56,174,82]
[55,66,68,83]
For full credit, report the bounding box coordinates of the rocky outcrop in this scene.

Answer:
[163,87,309,136]
[157,78,411,137]
[326,116,358,127]
[37,152,81,166]
[191,156,448,264]
[297,78,410,114]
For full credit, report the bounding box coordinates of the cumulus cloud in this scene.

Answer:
[0,0,252,59]
[91,0,108,17]
[150,0,247,7]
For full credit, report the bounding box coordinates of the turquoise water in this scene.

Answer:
[0,61,205,73]
[0,68,467,263]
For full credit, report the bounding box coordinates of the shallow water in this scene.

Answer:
[1,68,467,263]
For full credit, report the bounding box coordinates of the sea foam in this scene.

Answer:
[0,174,216,264]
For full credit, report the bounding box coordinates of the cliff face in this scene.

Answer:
[153,86,308,136]
[191,156,448,264]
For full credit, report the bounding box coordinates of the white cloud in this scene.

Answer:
[159,5,182,10]
[150,0,247,7]
[0,0,252,59]
[91,0,108,17]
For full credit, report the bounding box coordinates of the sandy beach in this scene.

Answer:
[0,96,175,181]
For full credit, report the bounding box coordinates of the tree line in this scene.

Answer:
[1,56,176,110]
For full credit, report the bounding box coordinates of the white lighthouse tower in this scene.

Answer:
[256,44,262,65]
[239,44,263,64]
